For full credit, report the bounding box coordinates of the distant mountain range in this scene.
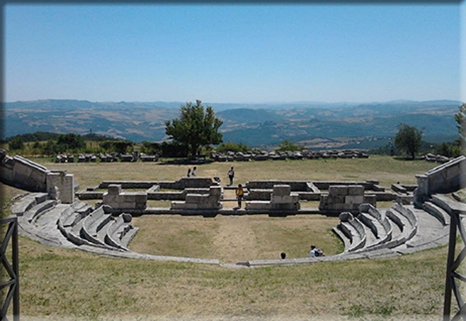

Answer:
[3,99,462,149]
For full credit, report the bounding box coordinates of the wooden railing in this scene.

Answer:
[444,210,466,321]
[0,216,19,321]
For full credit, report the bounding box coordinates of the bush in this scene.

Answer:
[216,141,249,153]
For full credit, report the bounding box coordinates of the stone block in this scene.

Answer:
[339,212,353,222]
[363,195,377,205]
[108,184,122,195]
[273,185,291,197]
[345,195,364,205]
[348,185,364,196]
[329,186,348,196]
[331,196,346,204]
[246,201,271,210]
[210,186,222,196]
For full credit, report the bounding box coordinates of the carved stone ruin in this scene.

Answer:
[246,184,300,213]
[319,185,376,215]
[414,155,466,208]
[103,184,147,213]
[171,185,222,212]
[0,149,75,204]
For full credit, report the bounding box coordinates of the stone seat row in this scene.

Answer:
[11,192,138,252]
[333,199,450,255]
[57,203,138,251]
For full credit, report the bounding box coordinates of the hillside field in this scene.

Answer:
[0,156,456,320]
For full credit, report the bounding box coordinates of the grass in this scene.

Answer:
[130,214,341,263]
[16,236,448,320]
[1,155,453,320]
[31,155,435,189]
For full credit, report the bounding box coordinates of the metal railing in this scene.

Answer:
[444,210,466,321]
[0,216,19,321]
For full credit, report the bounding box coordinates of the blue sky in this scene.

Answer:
[5,3,464,104]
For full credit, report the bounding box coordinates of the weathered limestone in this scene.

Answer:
[1,154,49,192]
[171,186,222,212]
[103,184,147,213]
[99,177,217,190]
[47,171,75,204]
[319,185,376,215]
[246,185,300,212]
[414,155,466,208]
[0,150,75,204]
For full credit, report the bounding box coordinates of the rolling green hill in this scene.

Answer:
[4,99,461,149]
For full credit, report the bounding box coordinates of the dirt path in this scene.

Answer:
[212,215,258,264]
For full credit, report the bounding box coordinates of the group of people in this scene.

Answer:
[280,245,325,260]
[186,166,197,177]
[228,167,245,209]
[184,166,324,259]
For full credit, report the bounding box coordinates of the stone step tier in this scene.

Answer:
[12,193,138,252]
[11,191,463,268]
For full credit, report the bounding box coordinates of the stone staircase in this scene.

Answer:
[332,198,450,256]
[11,193,138,252]
[244,193,460,268]
[11,192,221,265]
[10,191,463,268]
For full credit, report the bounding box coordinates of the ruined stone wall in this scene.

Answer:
[319,185,376,215]
[0,152,75,204]
[103,184,147,213]
[414,155,466,208]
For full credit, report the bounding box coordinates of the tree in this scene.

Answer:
[216,141,249,153]
[454,103,466,155]
[99,140,133,154]
[141,141,162,155]
[394,123,422,159]
[8,136,24,150]
[57,133,85,150]
[276,140,304,152]
[165,100,223,158]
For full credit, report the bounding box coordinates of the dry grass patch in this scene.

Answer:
[130,214,344,263]
[2,155,451,320]
[31,156,436,190]
[16,235,447,320]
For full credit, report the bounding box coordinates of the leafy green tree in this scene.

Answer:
[57,133,85,150]
[454,103,466,155]
[100,140,133,154]
[216,141,249,153]
[43,140,57,155]
[165,100,223,158]
[160,141,189,157]
[8,136,24,150]
[276,140,304,152]
[394,123,423,159]
[141,141,161,155]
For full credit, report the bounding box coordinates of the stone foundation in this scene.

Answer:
[103,184,147,213]
[319,185,376,215]
[246,185,300,213]
[171,186,222,211]
[414,155,466,208]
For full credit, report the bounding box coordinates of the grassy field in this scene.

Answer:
[1,156,455,320]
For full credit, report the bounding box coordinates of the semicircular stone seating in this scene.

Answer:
[11,193,138,252]
[333,197,451,256]
[11,187,460,268]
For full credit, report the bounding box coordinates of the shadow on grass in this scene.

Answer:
[158,158,215,165]
[392,156,418,161]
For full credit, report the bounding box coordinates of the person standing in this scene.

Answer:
[236,184,244,209]
[192,166,197,177]
[228,166,235,186]
[187,168,191,177]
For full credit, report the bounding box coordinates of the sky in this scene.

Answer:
[4,3,464,104]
